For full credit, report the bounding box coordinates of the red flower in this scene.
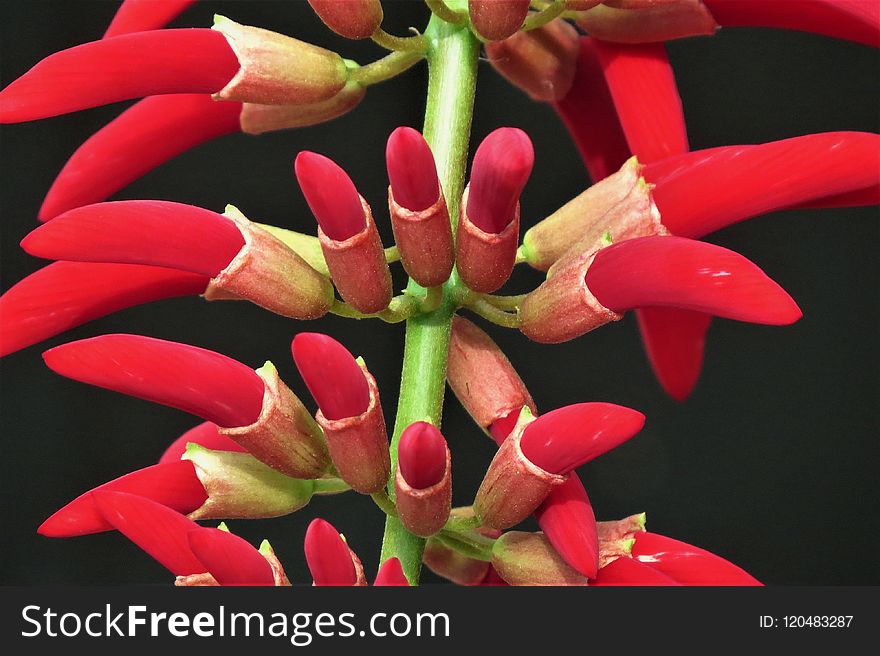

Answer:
[104,0,196,39]
[304,518,366,586]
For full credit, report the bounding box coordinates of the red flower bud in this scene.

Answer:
[469,1,531,41]
[395,422,452,537]
[296,152,393,313]
[159,421,246,464]
[386,128,454,287]
[293,333,390,493]
[104,0,196,38]
[308,0,384,40]
[485,18,580,102]
[38,461,207,538]
[374,558,410,586]
[632,532,762,585]
[574,1,719,44]
[534,475,599,578]
[304,518,366,586]
[0,262,208,358]
[187,527,275,586]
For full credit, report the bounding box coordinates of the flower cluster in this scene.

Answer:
[0,0,877,586]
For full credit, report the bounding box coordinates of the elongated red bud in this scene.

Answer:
[292,332,370,420]
[534,475,599,578]
[187,528,275,586]
[386,128,453,287]
[574,1,718,43]
[469,1,531,41]
[92,491,206,576]
[374,558,410,586]
[486,19,579,102]
[552,37,630,182]
[39,94,243,221]
[635,307,712,402]
[38,461,207,538]
[308,0,384,40]
[521,403,645,474]
[104,0,196,38]
[645,132,880,239]
[632,532,762,585]
[0,30,239,123]
[586,236,803,324]
[0,262,208,358]
[593,555,680,586]
[703,0,880,48]
[305,518,365,586]
[296,152,393,312]
[492,531,589,586]
[159,421,246,464]
[395,422,452,537]
[466,128,533,234]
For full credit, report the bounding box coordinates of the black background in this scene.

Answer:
[1,1,877,586]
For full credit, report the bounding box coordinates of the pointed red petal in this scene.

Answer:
[586,236,803,325]
[0,29,238,123]
[23,200,244,277]
[92,490,205,576]
[636,307,712,402]
[38,461,206,538]
[294,151,366,240]
[466,127,534,234]
[705,0,880,48]
[42,334,265,428]
[291,332,370,420]
[534,474,600,578]
[386,127,440,212]
[591,40,688,162]
[521,402,645,474]
[552,37,631,182]
[187,528,274,586]
[374,558,410,586]
[398,421,447,489]
[304,518,358,586]
[592,555,681,586]
[104,0,197,38]
[39,95,242,220]
[645,132,880,238]
[633,532,762,586]
[158,421,246,464]
[0,262,208,358]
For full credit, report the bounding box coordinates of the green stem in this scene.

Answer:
[379,9,479,585]
[522,0,566,31]
[371,490,399,517]
[371,28,427,52]
[425,0,466,24]
[351,49,426,86]
[466,297,521,328]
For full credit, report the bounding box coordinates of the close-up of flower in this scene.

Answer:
[0,0,877,613]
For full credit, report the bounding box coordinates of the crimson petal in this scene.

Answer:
[291,332,370,420]
[304,518,358,586]
[633,531,762,586]
[104,0,197,38]
[187,528,275,586]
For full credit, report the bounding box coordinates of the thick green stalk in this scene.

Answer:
[379,10,479,584]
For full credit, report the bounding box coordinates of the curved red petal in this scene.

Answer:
[534,474,599,578]
[291,332,370,420]
[104,0,197,38]
[42,334,265,428]
[0,29,239,123]
[92,490,205,576]
[586,236,803,325]
[386,127,440,212]
[0,262,208,358]
[38,461,206,538]
[40,94,242,221]
[304,518,358,586]
[398,421,447,489]
[187,528,275,586]
[373,558,410,586]
[633,531,762,586]
[158,421,246,464]
[488,410,521,447]
[294,151,366,241]
[592,555,681,586]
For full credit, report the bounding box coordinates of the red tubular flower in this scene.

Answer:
[39,95,242,221]
[533,475,599,579]
[519,402,646,475]
[159,421,246,464]
[0,262,208,358]
[468,0,531,41]
[104,0,196,38]
[292,333,390,493]
[456,128,534,293]
[308,0,384,40]
[586,236,803,324]
[186,527,275,586]
[304,518,364,586]
[645,132,880,238]
[386,127,454,287]
[552,37,631,182]
[374,558,410,586]
[0,30,240,123]
[395,422,452,537]
[92,490,207,576]
[704,0,880,48]
[296,151,393,313]
[592,554,681,586]
[632,532,762,585]
[38,461,207,538]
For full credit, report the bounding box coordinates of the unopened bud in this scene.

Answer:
[469,0,531,41]
[240,81,366,135]
[308,0,384,40]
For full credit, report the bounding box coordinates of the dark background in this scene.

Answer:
[1,1,877,585]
